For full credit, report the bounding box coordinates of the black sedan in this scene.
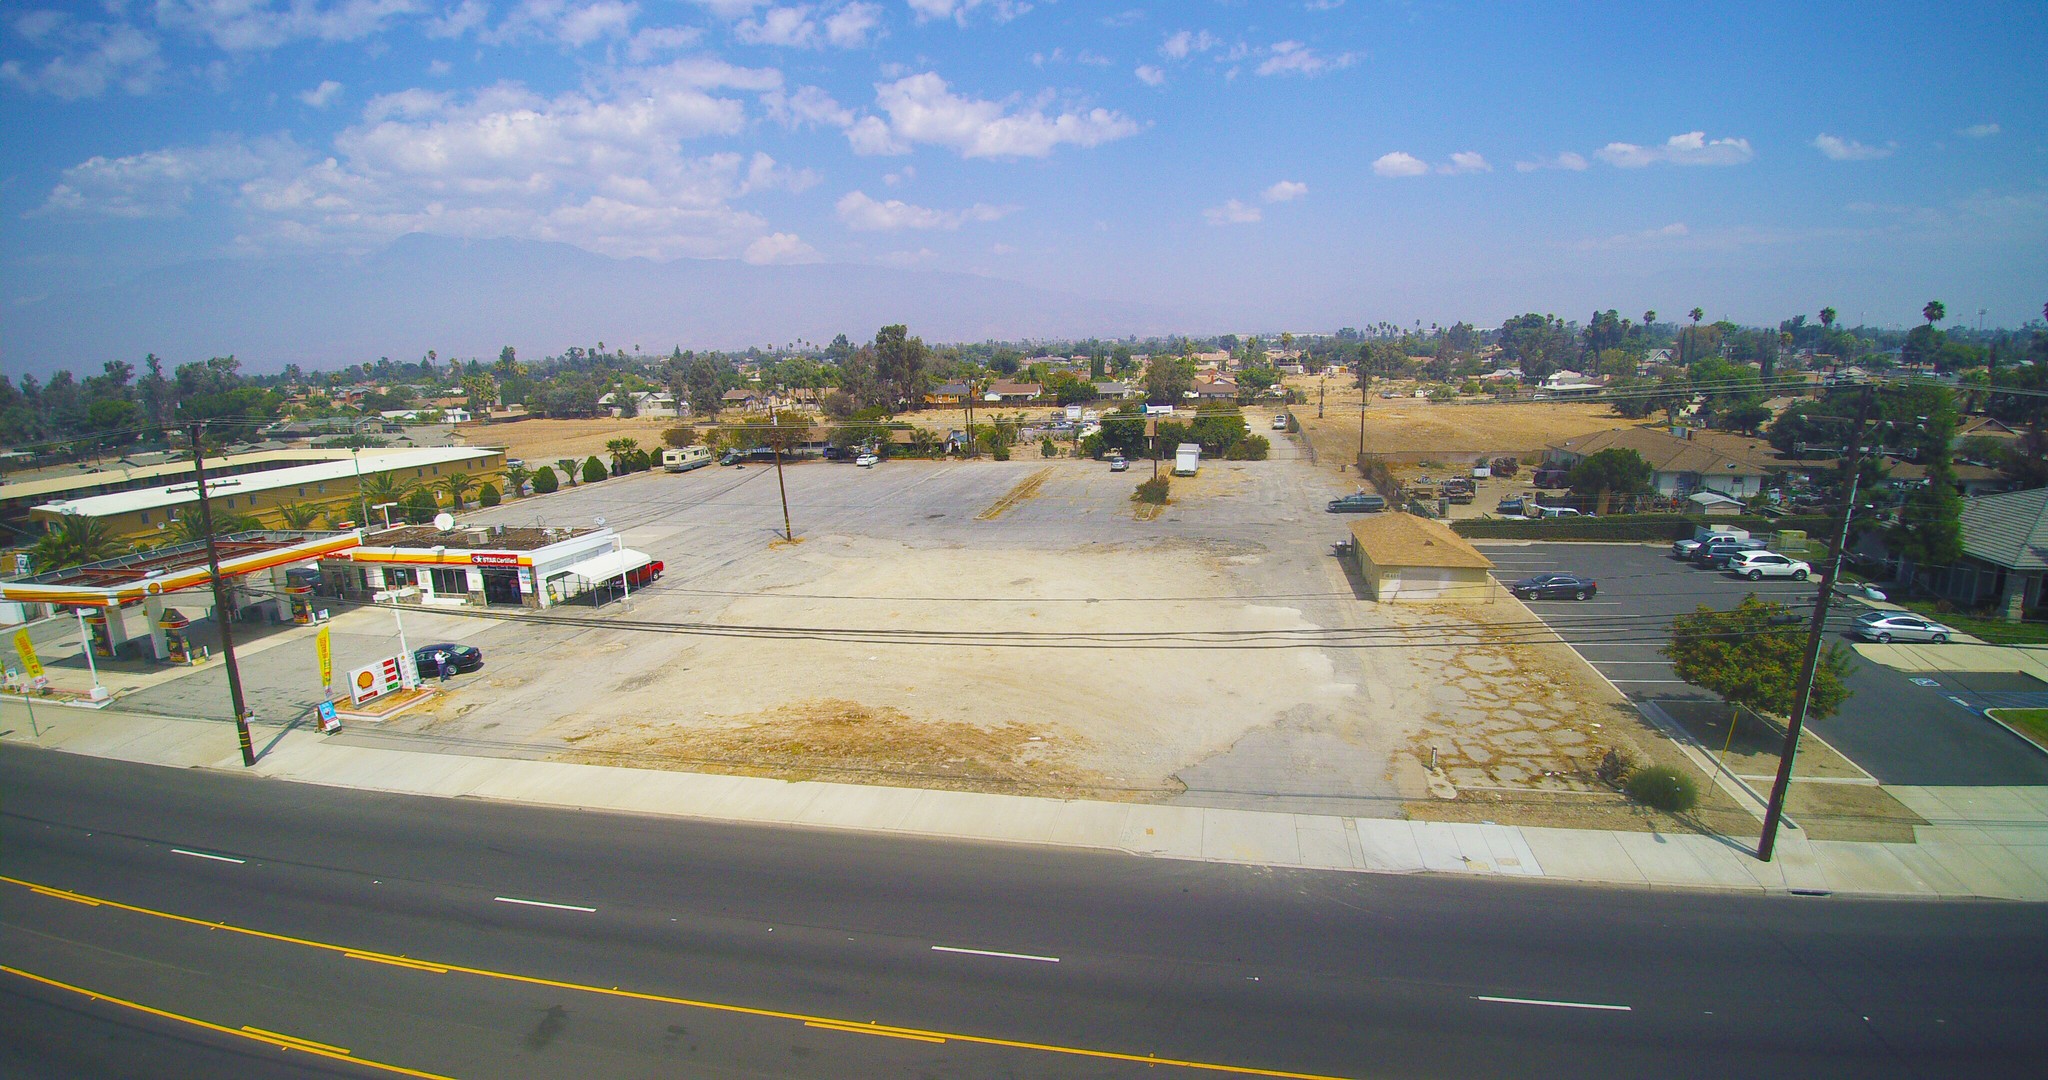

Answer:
[413,643,483,676]
[1509,573,1598,601]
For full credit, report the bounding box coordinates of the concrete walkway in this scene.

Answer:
[5,700,2045,902]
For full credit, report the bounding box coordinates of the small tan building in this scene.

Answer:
[1347,514,1495,602]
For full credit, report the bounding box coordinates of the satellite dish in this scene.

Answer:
[433,512,455,531]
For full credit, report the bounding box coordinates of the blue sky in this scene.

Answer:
[4,0,2045,357]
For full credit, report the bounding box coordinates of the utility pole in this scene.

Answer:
[962,379,975,459]
[1758,386,1875,861]
[1317,376,1325,419]
[769,403,793,542]
[188,422,256,767]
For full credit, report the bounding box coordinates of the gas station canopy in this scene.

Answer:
[1,531,361,608]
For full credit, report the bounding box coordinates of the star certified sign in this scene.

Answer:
[470,553,522,567]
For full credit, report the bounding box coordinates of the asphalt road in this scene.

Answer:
[4,746,2047,1079]
[1484,541,2048,786]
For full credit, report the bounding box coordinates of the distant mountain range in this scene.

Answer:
[7,234,1196,377]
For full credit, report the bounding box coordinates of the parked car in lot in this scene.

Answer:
[1327,493,1387,513]
[413,643,483,676]
[1850,610,1956,644]
[1724,550,1813,580]
[1495,496,1527,516]
[1510,573,1598,601]
[1108,455,1130,471]
[1691,535,1769,568]
[1270,414,1288,430]
[855,452,880,467]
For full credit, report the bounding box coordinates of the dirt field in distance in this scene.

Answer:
[1285,375,1627,467]
[461,417,678,465]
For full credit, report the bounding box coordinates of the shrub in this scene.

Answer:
[1623,765,1700,812]
[1594,747,1634,787]
[1225,434,1270,460]
[662,425,698,448]
[531,466,559,494]
[1133,475,1170,504]
[1041,436,1057,458]
[582,455,607,484]
[477,482,501,507]
[992,442,1011,461]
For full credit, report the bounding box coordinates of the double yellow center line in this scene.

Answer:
[2,873,1354,1079]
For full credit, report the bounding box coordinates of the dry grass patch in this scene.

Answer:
[559,697,1132,797]
[977,467,1055,520]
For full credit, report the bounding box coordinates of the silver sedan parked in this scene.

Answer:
[1849,610,1956,644]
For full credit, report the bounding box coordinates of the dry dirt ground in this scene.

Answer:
[460,417,678,466]
[1285,377,1627,467]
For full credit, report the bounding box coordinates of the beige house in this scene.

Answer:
[1347,514,1495,602]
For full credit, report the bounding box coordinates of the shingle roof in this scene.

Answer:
[1959,487,2048,570]
[1349,514,1495,570]
[1551,426,1771,477]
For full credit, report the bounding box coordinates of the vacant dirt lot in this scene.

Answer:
[460,417,678,465]
[1286,377,1626,468]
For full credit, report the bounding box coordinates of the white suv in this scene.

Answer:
[1724,550,1812,581]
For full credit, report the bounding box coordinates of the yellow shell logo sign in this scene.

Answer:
[356,670,375,690]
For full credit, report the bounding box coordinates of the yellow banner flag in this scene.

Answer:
[315,625,333,688]
[13,628,44,681]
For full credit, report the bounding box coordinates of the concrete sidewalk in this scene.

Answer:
[5,700,2045,902]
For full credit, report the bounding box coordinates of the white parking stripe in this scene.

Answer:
[1474,995,1632,1012]
[931,945,1060,963]
[493,896,596,913]
[171,849,245,864]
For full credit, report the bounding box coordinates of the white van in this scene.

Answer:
[1534,505,1583,518]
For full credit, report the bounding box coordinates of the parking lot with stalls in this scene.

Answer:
[1481,541,2048,788]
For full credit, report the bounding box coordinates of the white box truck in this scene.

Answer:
[1174,443,1201,476]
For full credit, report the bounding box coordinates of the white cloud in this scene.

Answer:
[1576,222,1690,251]
[908,0,1030,25]
[0,16,163,99]
[36,140,286,218]
[1595,131,1754,168]
[1440,151,1490,174]
[882,165,914,185]
[835,189,1015,230]
[877,247,938,267]
[427,58,452,74]
[1202,199,1260,225]
[1371,151,1427,178]
[627,25,703,60]
[1813,133,1893,161]
[44,73,819,261]
[1957,122,2000,139]
[735,6,818,46]
[153,0,424,52]
[1134,64,1164,86]
[851,72,1139,159]
[823,3,881,46]
[744,231,821,263]
[1262,180,1306,203]
[1160,29,1218,59]
[1513,151,1588,173]
[558,1,638,46]
[764,84,854,127]
[299,79,344,107]
[427,0,490,38]
[1256,40,1356,77]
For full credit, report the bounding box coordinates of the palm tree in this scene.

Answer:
[355,473,409,527]
[556,457,580,487]
[1641,311,1656,338]
[276,502,323,529]
[1688,307,1704,325]
[29,516,129,571]
[166,509,262,546]
[1819,306,1837,330]
[1922,300,1946,327]
[504,463,531,498]
[442,471,475,509]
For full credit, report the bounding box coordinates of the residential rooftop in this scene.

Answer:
[32,447,499,519]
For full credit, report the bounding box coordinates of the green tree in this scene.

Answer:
[276,502,323,529]
[1567,448,1653,500]
[28,515,130,570]
[1143,354,1193,404]
[354,472,410,525]
[872,324,931,408]
[403,486,440,524]
[167,508,263,544]
[531,465,560,494]
[1663,595,1854,726]
[503,463,531,498]
[1922,300,1946,328]
[556,457,580,487]
[661,425,698,448]
[581,455,607,484]
[477,482,501,507]
[442,471,476,508]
